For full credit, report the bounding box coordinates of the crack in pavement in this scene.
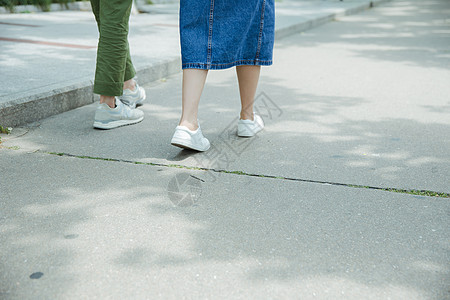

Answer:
[42,150,450,199]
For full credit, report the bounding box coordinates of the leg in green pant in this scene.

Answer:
[91,0,135,96]
[90,0,146,130]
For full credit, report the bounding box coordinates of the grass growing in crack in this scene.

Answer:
[345,185,449,198]
[383,188,448,198]
[43,151,450,199]
[0,126,12,134]
[6,146,20,150]
[0,127,19,150]
[227,170,246,175]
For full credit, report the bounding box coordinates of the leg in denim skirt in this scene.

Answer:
[171,0,274,150]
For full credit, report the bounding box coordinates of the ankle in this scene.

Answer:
[240,111,254,121]
[100,95,116,108]
[179,120,199,131]
[123,79,136,91]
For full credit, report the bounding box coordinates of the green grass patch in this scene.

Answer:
[0,126,12,134]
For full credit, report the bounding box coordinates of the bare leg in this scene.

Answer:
[236,65,261,120]
[179,69,208,131]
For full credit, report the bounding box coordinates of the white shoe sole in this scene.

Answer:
[171,137,210,152]
[93,116,143,130]
[237,126,263,137]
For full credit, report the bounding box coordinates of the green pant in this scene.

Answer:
[91,0,136,96]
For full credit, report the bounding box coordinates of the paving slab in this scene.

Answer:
[3,0,449,193]
[0,0,391,127]
[0,11,180,99]
[0,149,449,299]
[0,11,180,127]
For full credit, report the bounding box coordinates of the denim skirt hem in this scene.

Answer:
[182,59,273,70]
[180,0,275,71]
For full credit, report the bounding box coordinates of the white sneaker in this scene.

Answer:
[93,97,144,129]
[237,113,264,137]
[171,124,210,151]
[119,83,146,108]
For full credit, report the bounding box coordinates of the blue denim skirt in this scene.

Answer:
[180,0,275,70]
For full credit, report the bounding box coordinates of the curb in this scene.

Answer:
[275,0,391,40]
[0,0,390,128]
[0,58,180,127]
[0,80,94,127]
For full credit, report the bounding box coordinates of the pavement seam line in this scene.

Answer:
[43,151,450,198]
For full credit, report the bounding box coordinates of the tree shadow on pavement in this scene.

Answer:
[1,0,449,298]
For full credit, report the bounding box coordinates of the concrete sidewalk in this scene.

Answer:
[0,0,390,127]
[1,0,449,299]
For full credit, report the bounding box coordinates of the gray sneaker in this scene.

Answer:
[119,83,146,108]
[93,97,144,130]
